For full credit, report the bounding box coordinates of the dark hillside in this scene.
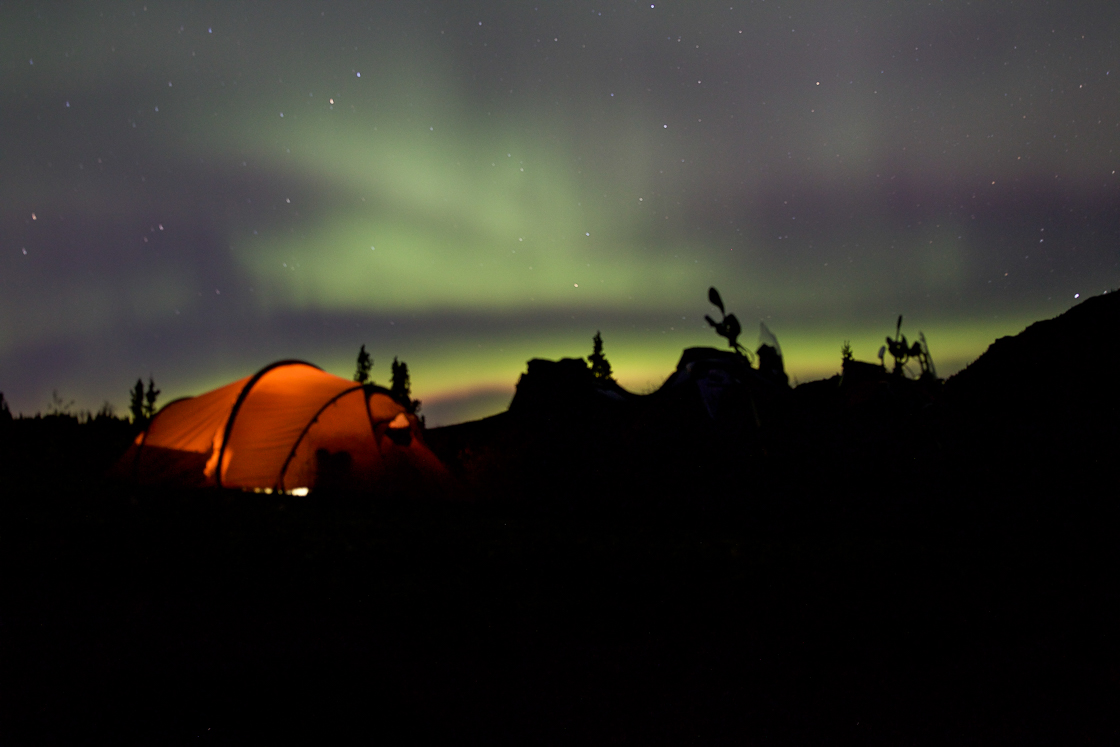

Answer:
[947,291,1120,403]
[944,291,1120,474]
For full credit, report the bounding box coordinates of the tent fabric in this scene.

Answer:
[116,361,449,494]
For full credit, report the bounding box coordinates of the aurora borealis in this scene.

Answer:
[3,2,1118,424]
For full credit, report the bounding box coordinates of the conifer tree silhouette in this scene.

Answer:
[143,377,160,420]
[354,344,373,384]
[391,357,420,413]
[129,379,145,424]
[0,391,11,421]
[589,331,613,381]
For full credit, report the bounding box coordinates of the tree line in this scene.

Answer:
[353,345,421,414]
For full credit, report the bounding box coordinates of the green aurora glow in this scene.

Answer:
[2,2,1117,424]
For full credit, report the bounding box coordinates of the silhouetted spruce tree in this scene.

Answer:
[354,344,373,384]
[143,377,160,420]
[0,392,11,422]
[129,379,145,424]
[390,357,420,413]
[589,331,613,381]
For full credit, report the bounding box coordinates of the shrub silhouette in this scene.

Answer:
[48,390,75,416]
[704,287,750,360]
[757,322,789,387]
[588,331,613,381]
[885,316,936,378]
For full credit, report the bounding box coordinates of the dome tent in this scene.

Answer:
[115,360,449,495]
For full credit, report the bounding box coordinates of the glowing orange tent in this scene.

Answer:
[115,360,449,495]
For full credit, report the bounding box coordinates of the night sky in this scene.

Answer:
[3,2,1118,425]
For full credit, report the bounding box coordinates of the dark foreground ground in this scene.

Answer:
[3,428,1117,745]
[3,296,1119,744]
